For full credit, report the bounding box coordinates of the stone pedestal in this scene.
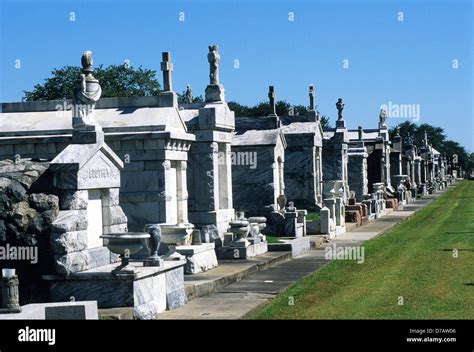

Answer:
[205,84,225,103]
[319,206,333,235]
[185,103,235,239]
[216,241,268,259]
[72,125,104,144]
[175,243,218,274]
[159,91,178,108]
[372,183,386,218]
[43,260,186,319]
[335,197,345,227]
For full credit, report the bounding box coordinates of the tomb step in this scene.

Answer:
[184,251,292,302]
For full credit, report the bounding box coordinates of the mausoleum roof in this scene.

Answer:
[231,128,286,147]
[234,116,278,132]
[0,105,194,141]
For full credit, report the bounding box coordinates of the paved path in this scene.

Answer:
[157,192,445,320]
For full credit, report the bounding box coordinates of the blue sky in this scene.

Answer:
[1,0,472,150]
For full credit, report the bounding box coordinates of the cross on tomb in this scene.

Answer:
[161,52,173,92]
[268,85,277,116]
[309,84,315,111]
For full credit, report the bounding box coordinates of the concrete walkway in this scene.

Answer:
[157,191,446,320]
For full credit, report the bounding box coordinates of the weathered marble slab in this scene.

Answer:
[216,241,268,259]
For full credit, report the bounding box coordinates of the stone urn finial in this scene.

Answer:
[81,51,93,74]
[72,51,103,143]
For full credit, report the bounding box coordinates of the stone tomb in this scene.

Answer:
[322,98,350,204]
[179,44,235,240]
[41,51,187,317]
[181,105,235,239]
[347,126,369,202]
[320,180,346,238]
[231,117,286,216]
[0,97,195,231]
[43,132,187,317]
[48,141,126,275]
[279,85,324,211]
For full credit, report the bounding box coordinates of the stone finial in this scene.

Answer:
[424,130,428,146]
[309,84,315,111]
[208,45,220,85]
[268,85,277,116]
[336,98,344,120]
[81,51,93,74]
[205,45,225,103]
[72,50,103,143]
[161,52,173,92]
[358,126,363,141]
[395,126,401,136]
[379,108,387,128]
[185,84,193,103]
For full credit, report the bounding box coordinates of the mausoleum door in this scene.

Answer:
[87,189,104,248]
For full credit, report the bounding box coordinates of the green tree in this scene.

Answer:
[416,123,446,150]
[227,101,252,116]
[390,121,470,171]
[228,100,330,129]
[319,115,331,129]
[177,89,204,103]
[23,65,161,101]
[389,121,417,142]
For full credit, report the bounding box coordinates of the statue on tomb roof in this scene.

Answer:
[358,126,363,141]
[185,85,193,103]
[73,51,102,128]
[379,108,387,128]
[336,98,344,121]
[74,51,101,103]
[81,51,93,74]
[208,45,220,85]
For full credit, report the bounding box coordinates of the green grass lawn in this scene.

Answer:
[250,181,474,319]
[266,235,284,244]
[306,212,321,221]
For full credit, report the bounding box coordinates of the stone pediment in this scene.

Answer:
[232,128,287,149]
[50,142,123,190]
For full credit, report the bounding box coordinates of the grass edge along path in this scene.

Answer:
[250,181,474,319]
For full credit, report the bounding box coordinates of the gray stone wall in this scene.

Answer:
[390,151,402,184]
[231,146,276,215]
[0,159,58,302]
[284,144,317,210]
[348,152,368,202]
